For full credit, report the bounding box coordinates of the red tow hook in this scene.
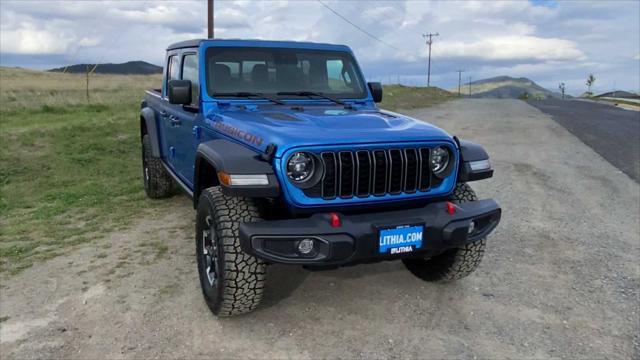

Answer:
[446,201,456,215]
[329,212,341,228]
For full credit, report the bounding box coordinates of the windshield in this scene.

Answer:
[205,47,368,100]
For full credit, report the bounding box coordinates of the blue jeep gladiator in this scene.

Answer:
[140,39,501,316]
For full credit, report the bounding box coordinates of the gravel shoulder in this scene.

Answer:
[1,99,638,359]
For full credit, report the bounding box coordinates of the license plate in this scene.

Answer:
[378,224,424,254]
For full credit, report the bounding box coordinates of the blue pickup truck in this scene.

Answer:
[140,39,501,316]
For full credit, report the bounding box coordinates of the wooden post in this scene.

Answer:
[85,65,90,103]
[207,0,214,39]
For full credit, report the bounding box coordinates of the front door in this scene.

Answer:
[161,52,200,186]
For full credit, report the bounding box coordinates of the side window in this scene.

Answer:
[182,54,199,105]
[165,55,179,96]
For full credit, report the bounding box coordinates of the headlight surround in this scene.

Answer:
[287,152,317,184]
[431,146,452,177]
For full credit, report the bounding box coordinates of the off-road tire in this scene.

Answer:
[402,183,486,282]
[142,134,173,199]
[196,187,267,316]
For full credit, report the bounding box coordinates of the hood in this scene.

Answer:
[204,105,453,157]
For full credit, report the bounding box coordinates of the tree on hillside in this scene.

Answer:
[559,82,566,100]
[586,74,596,95]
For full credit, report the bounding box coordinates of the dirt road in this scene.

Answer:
[1,99,638,359]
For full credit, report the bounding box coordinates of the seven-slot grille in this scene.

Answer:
[307,148,433,200]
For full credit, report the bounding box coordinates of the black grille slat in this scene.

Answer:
[306,146,435,199]
[388,149,403,194]
[355,151,372,197]
[338,152,355,198]
[321,152,337,199]
[404,148,418,192]
[372,150,388,196]
[418,148,431,191]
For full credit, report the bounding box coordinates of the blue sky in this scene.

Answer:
[1,0,638,95]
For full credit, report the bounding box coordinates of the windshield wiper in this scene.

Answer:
[276,91,352,108]
[212,92,285,105]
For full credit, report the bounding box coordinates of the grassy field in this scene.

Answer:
[0,68,165,274]
[0,68,452,275]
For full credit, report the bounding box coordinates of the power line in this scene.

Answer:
[316,0,402,52]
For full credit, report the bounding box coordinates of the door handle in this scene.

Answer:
[169,116,182,126]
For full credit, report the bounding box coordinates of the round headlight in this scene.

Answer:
[287,152,315,182]
[431,146,450,175]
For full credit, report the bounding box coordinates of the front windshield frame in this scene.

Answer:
[204,46,369,101]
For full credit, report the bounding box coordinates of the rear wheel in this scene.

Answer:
[141,134,173,199]
[196,187,267,316]
[402,183,486,282]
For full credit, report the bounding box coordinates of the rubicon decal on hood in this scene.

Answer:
[214,122,263,147]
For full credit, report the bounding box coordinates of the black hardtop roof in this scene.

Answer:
[166,38,347,51]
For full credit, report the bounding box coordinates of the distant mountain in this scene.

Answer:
[48,61,162,75]
[453,76,566,99]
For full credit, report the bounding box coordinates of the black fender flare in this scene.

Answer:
[455,137,493,182]
[141,107,161,158]
[194,139,280,202]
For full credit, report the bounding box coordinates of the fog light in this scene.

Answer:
[297,238,315,254]
[468,221,476,234]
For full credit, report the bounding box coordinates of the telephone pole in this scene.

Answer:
[207,0,214,39]
[422,32,439,87]
[456,69,465,96]
[468,76,472,96]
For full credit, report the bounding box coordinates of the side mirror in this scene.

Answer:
[168,79,191,105]
[368,82,383,103]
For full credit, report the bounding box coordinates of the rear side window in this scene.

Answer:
[165,55,179,97]
[167,55,180,81]
[182,54,199,105]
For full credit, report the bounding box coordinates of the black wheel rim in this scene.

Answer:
[202,215,218,287]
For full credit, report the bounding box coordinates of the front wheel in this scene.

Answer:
[402,183,487,282]
[196,187,267,316]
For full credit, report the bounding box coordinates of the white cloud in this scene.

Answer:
[437,36,585,62]
[0,21,75,54]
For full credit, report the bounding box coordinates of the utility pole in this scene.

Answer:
[422,32,439,87]
[207,0,214,39]
[456,69,465,96]
[468,76,472,96]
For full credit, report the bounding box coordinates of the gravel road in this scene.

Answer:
[1,99,638,359]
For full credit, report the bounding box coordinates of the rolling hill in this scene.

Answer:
[49,61,162,75]
[453,76,565,99]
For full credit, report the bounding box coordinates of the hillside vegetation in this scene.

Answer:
[380,85,454,111]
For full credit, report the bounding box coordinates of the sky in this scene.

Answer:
[1,0,639,95]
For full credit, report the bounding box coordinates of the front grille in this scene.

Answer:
[309,147,433,199]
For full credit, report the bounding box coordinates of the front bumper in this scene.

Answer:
[239,199,501,266]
